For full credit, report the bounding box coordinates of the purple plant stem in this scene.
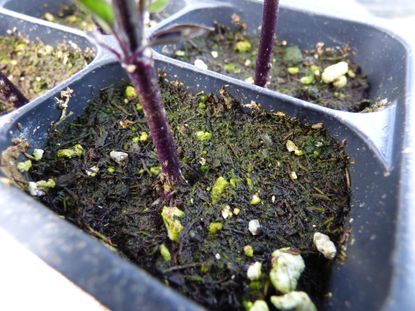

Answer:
[111,0,181,182]
[112,0,142,52]
[254,0,279,87]
[0,71,28,109]
[128,59,182,181]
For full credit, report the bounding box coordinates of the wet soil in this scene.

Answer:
[0,31,94,114]
[168,18,372,112]
[28,77,350,310]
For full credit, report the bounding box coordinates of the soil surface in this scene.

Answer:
[41,4,174,31]
[29,77,350,310]
[169,17,372,112]
[0,32,94,114]
[42,5,96,31]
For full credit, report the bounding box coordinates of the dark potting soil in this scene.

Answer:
[0,31,94,114]
[42,5,96,32]
[28,76,350,310]
[168,16,372,112]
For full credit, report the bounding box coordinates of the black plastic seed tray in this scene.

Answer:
[0,1,414,310]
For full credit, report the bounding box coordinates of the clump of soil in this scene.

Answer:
[29,77,350,310]
[42,5,96,31]
[169,17,372,112]
[0,31,94,114]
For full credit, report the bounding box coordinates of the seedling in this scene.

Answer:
[76,0,209,184]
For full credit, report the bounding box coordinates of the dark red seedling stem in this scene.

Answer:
[112,0,181,183]
[0,71,28,109]
[254,0,280,87]
[128,61,182,182]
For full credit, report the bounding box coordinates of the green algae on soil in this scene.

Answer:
[42,5,96,32]
[170,17,373,112]
[29,77,350,310]
[0,31,94,114]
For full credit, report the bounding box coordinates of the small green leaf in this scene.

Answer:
[75,0,114,32]
[148,0,170,13]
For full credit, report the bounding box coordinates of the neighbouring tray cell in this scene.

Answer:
[0,11,97,114]
[155,2,407,113]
